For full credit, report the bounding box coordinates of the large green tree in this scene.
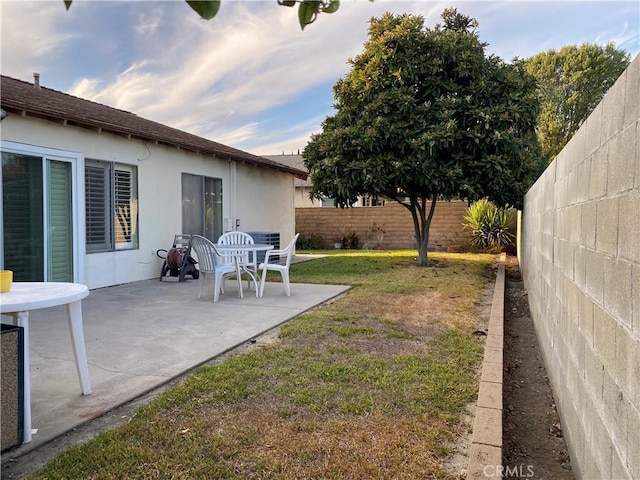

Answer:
[524,43,630,163]
[303,9,542,266]
[64,0,342,30]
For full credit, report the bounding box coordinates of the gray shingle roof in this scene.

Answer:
[0,75,307,180]
[262,154,312,187]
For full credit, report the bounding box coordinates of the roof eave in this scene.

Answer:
[1,104,307,179]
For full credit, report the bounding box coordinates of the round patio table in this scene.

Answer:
[0,282,92,443]
[214,244,274,298]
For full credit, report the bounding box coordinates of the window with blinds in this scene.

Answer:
[47,160,73,281]
[85,160,138,252]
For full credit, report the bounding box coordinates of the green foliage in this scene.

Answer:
[296,233,324,249]
[341,228,359,249]
[462,198,515,252]
[303,9,542,266]
[524,43,630,164]
[64,0,342,29]
[186,0,221,19]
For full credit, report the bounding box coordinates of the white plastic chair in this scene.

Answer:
[217,231,256,289]
[189,235,238,302]
[259,233,300,297]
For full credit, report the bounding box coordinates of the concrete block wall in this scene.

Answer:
[521,55,639,479]
[295,201,472,249]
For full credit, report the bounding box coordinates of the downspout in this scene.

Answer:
[226,159,237,232]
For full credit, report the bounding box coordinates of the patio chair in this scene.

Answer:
[189,235,238,302]
[259,233,300,297]
[217,231,256,289]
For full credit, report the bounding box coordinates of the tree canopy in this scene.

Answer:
[523,43,630,164]
[303,9,543,265]
[63,0,342,30]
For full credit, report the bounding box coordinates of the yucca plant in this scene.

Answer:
[462,198,515,252]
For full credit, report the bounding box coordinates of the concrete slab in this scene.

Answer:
[1,275,350,459]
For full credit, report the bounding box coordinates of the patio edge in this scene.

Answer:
[1,283,351,466]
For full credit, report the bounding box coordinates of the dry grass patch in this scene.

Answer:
[28,251,495,480]
[344,290,477,330]
[193,405,461,479]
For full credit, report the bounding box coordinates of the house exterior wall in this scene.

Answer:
[520,55,639,479]
[294,186,318,208]
[1,114,295,289]
[234,162,296,245]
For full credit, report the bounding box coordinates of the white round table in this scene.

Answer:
[214,244,274,298]
[0,282,92,444]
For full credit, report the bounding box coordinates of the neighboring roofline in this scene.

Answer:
[0,75,307,180]
[262,154,313,188]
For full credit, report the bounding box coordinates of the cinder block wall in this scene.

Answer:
[295,201,472,249]
[521,55,639,479]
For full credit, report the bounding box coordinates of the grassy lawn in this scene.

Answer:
[29,251,495,480]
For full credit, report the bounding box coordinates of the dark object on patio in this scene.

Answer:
[1,323,24,451]
[157,234,199,282]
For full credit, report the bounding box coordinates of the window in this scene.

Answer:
[321,197,335,207]
[85,160,138,252]
[182,173,222,241]
[361,196,385,207]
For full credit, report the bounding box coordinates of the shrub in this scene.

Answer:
[297,233,324,250]
[342,229,359,249]
[462,199,515,252]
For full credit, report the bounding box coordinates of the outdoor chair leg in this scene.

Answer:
[197,273,205,299]
[259,269,267,297]
[282,271,291,296]
[214,276,222,302]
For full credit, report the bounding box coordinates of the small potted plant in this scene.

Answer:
[331,234,343,249]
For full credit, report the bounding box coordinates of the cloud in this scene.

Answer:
[240,111,331,154]
[212,121,261,147]
[67,1,389,140]
[134,7,164,37]
[594,19,640,56]
[0,2,80,80]
[3,0,638,157]
[252,132,314,156]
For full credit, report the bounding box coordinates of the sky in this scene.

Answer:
[1,1,639,156]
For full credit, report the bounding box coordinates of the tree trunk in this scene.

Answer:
[401,195,438,266]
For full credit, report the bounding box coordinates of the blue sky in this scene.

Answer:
[1,1,638,156]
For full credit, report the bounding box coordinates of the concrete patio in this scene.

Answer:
[1,263,350,464]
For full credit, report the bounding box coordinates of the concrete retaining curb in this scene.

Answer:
[467,252,506,479]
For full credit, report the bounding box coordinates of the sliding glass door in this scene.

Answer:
[181,173,223,241]
[1,149,76,282]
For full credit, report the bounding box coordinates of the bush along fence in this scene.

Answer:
[295,201,473,250]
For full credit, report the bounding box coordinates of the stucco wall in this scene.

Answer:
[234,162,296,245]
[1,115,296,289]
[294,185,318,208]
[521,55,639,479]
[296,201,472,249]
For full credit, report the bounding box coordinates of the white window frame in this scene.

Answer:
[0,140,83,282]
[85,159,138,253]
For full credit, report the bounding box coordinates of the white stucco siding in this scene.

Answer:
[234,163,296,245]
[1,115,295,289]
[86,142,234,289]
[295,186,317,208]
